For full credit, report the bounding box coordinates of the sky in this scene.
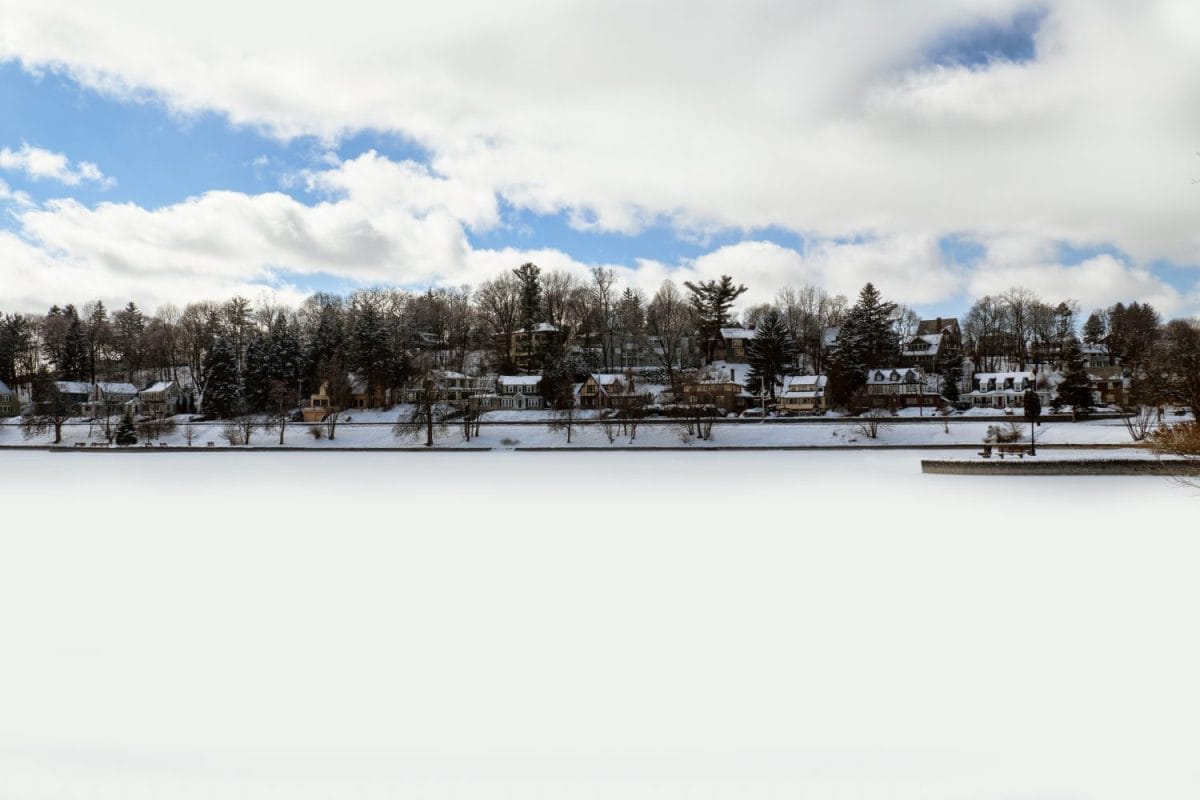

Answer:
[1,1,1199,319]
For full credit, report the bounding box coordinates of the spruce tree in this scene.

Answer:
[1056,339,1094,420]
[826,283,898,408]
[202,336,243,418]
[115,411,138,446]
[113,301,146,380]
[513,262,542,333]
[939,340,963,402]
[744,308,796,400]
[60,307,89,381]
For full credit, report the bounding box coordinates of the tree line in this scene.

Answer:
[3,263,1199,421]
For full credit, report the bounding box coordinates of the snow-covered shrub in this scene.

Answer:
[854,409,891,439]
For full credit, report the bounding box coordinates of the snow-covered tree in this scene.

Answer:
[827,283,898,408]
[684,275,747,363]
[1055,339,1093,420]
[202,336,242,419]
[744,308,796,400]
[115,411,138,446]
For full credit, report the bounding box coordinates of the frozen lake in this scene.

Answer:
[2,450,1198,799]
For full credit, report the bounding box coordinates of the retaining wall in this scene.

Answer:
[921,458,1200,476]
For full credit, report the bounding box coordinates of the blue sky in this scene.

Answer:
[1,2,1197,318]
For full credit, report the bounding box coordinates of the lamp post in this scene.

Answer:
[1023,387,1041,456]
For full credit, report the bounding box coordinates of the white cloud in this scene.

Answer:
[966,248,1186,316]
[3,0,1200,268]
[6,148,1185,321]
[0,143,114,188]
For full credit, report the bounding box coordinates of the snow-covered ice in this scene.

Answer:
[1,450,1197,800]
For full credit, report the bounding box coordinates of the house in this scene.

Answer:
[679,374,752,414]
[863,367,935,408]
[576,374,643,410]
[438,371,492,404]
[1081,343,1115,368]
[902,318,961,372]
[777,375,827,414]
[349,375,388,410]
[915,317,961,343]
[497,323,564,369]
[302,382,335,422]
[900,334,944,372]
[54,381,138,416]
[136,380,184,418]
[963,371,1052,410]
[713,328,755,363]
[0,379,18,417]
[399,371,492,406]
[488,375,544,409]
[1089,366,1130,407]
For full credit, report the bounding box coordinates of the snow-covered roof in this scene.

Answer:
[498,375,542,387]
[589,373,624,385]
[902,334,942,354]
[720,327,756,340]
[916,317,959,336]
[140,381,176,394]
[0,379,12,394]
[974,371,1033,383]
[527,322,558,332]
[782,375,827,392]
[437,370,467,379]
[865,368,921,384]
[54,381,137,396]
[54,381,91,395]
[1081,343,1109,355]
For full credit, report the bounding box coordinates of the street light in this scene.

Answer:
[1023,387,1041,456]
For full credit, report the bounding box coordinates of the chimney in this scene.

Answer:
[730,368,736,382]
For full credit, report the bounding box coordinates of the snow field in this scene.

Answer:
[1,451,1197,799]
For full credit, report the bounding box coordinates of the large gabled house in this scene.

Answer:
[579,372,647,409]
[0,379,19,417]
[901,317,961,372]
[679,373,752,414]
[53,381,138,417]
[963,371,1052,410]
[713,328,755,363]
[777,374,827,414]
[479,375,544,410]
[863,367,935,408]
[497,323,564,369]
[136,380,186,418]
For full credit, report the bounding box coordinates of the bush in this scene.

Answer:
[1148,421,1200,457]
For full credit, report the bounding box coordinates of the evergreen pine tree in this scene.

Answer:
[826,283,898,408]
[939,340,963,402]
[538,338,575,410]
[349,302,391,404]
[1056,339,1094,420]
[113,301,146,380]
[60,306,89,381]
[683,275,747,362]
[1082,310,1106,345]
[202,336,243,418]
[115,411,138,446]
[513,262,542,333]
[744,308,796,400]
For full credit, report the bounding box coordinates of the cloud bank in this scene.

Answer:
[1,1,1198,314]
